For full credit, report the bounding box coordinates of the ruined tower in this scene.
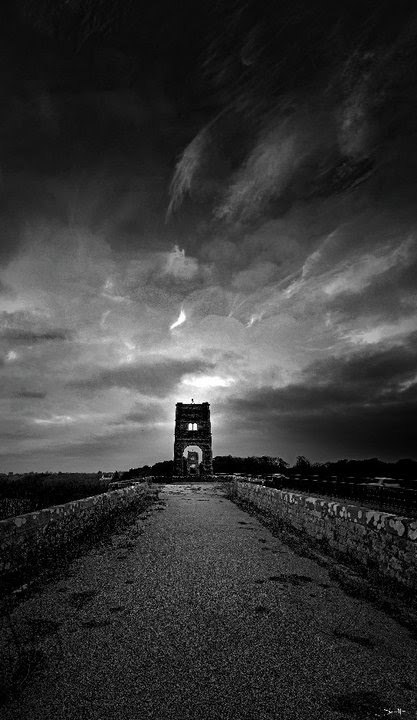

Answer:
[174,402,213,477]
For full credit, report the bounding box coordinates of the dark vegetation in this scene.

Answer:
[0,473,109,519]
[214,456,289,475]
[122,455,288,478]
[288,456,417,485]
[122,461,174,479]
[122,455,417,484]
[120,455,417,515]
[2,456,416,519]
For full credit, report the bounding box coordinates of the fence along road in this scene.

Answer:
[1,482,417,720]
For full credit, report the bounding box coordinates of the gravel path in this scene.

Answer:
[1,482,416,720]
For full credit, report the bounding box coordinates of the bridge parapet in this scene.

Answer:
[0,483,157,580]
[230,480,417,591]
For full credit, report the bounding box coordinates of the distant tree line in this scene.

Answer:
[213,456,288,474]
[291,456,417,482]
[121,456,289,478]
[122,461,174,479]
[0,472,107,515]
[120,456,417,482]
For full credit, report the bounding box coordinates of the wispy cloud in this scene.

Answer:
[170,307,186,330]
[1,2,417,469]
[68,357,214,397]
[1,328,73,343]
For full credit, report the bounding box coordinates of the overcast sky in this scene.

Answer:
[1,1,417,471]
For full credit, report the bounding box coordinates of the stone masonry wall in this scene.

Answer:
[231,480,417,590]
[0,483,155,577]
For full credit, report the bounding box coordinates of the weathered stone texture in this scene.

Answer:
[174,401,213,475]
[231,481,417,590]
[0,483,154,577]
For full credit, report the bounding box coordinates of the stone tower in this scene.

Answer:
[174,401,213,476]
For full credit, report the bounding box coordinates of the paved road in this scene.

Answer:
[1,483,417,720]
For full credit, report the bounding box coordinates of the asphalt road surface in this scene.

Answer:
[1,482,416,720]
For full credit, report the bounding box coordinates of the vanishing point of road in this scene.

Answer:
[1,483,416,720]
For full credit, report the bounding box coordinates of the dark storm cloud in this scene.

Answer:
[57,432,137,458]
[0,0,211,263]
[0,416,46,441]
[69,358,214,397]
[231,336,417,413]
[123,407,166,424]
[3,1,417,236]
[0,95,183,260]
[1,328,73,343]
[110,402,167,426]
[53,421,169,462]
[304,337,417,392]
[274,399,417,461]
[2,1,417,471]
[327,270,417,323]
[14,390,47,399]
[227,337,417,459]
[168,3,417,227]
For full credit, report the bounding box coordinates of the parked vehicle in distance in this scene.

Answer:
[99,471,115,482]
[247,476,263,484]
[261,473,288,487]
[360,477,402,488]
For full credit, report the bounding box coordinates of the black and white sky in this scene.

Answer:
[1,1,417,471]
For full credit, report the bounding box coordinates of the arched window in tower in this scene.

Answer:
[193,423,198,431]
[188,423,193,431]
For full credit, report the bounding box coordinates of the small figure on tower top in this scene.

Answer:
[191,398,194,403]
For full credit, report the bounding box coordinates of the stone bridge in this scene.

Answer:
[1,482,417,719]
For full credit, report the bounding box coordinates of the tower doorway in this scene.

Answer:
[183,446,202,476]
